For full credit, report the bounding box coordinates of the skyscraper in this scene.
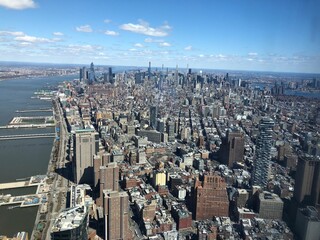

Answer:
[104,190,130,240]
[293,155,320,207]
[220,130,245,168]
[73,129,99,184]
[108,67,114,84]
[96,162,119,206]
[149,105,158,129]
[148,61,151,80]
[252,117,274,188]
[88,62,95,84]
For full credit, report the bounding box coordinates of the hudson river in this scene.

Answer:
[0,75,74,237]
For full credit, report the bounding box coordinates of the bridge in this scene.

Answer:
[0,133,55,140]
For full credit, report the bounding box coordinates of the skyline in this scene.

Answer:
[0,0,319,73]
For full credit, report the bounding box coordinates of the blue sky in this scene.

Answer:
[0,0,319,73]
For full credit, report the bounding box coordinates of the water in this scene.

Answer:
[0,75,75,237]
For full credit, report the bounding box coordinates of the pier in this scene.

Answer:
[0,181,29,190]
[0,175,49,209]
[15,109,52,113]
[0,133,55,141]
[0,116,55,129]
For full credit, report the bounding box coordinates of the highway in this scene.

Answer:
[31,98,70,240]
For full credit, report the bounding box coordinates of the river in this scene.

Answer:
[0,75,75,237]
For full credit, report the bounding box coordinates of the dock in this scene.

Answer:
[0,133,55,141]
[16,109,52,113]
[0,116,55,129]
[0,181,29,190]
[0,175,49,209]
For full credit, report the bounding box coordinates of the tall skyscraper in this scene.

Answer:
[149,105,158,129]
[220,130,245,168]
[88,62,95,84]
[104,190,130,240]
[167,121,175,142]
[193,173,229,220]
[252,117,274,188]
[293,155,320,207]
[108,67,114,84]
[148,61,151,80]
[73,129,99,184]
[80,66,87,82]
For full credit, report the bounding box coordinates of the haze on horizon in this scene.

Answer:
[0,0,319,74]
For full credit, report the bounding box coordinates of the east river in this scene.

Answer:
[0,75,74,237]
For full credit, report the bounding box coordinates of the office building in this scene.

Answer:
[295,206,320,240]
[220,130,245,167]
[149,105,158,129]
[108,67,114,84]
[88,62,95,84]
[252,117,274,188]
[148,61,151,80]
[104,190,130,240]
[293,155,320,206]
[73,129,99,184]
[51,207,88,240]
[167,121,175,142]
[193,174,229,220]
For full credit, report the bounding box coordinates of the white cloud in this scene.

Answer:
[15,35,56,43]
[184,45,192,51]
[76,25,93,33]
[53,32,64,36]
[104,30,119,36]
[248,52,258,56]
[0,0,36,10]
[120,20,171,37]
[0,31,24,36]
[159,42,171,47]
[134,43,143,48]
[104,19,111,24]
[144,37,164,43]
[129,48,137,51]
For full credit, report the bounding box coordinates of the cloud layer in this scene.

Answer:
[120,20,170,37]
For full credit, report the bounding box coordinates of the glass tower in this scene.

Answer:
[252,117,274,188]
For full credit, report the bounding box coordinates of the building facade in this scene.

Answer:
[252,117,274,188]
[73,129,99,184]
[193,174,229,220]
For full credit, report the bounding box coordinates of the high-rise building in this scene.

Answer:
[80,66,87,82]
[220,130,245,167]
[193,173,229,220]
[88,62,95,84]
[252,117,274,188]
[167,121,175,142]
[108,67,114,84]
[293,155,320,206]
[148,61,151,80]
[104,190,130,240]
[97,162,119,206]
[149,105,158,129]
[295,206,320,240]
[73,129,99,184]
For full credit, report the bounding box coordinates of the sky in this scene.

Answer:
[0,0,319,73]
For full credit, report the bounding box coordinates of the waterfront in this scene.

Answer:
[0,75,74,236]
